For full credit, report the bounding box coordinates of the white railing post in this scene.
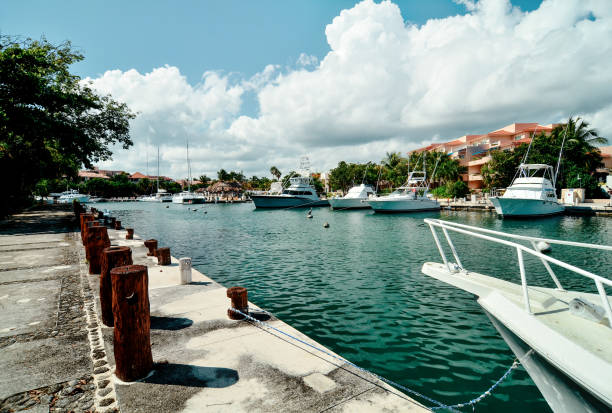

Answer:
[442,227,464,270]
[595,280,612,327]
[530,241,565,291]
[517,247,532,314]
[428,224,450,272]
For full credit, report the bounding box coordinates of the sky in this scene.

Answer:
[2,0,612,180]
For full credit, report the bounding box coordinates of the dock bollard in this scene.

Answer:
[227,287,248,320]
[156,247,171,265]
[109,217,116,227]
[111,265,153,382]
[85,221,104,259]
[144,239,157,256]
[100,246,133,326]
[97,211,105,220]
[80,214,94,243]
[114,220,122,230]
[179,257,192,284]
[126,228,134,240]
[85,226,111,274]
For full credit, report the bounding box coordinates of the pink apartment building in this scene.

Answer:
[410,123,558,191]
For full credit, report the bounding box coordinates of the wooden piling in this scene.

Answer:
[227,286,248,320]
[126,228,134,240]
[100,246,133,326]
[111,265,153,382]
[114,220,122,230]
[80,214,94,243]
[156,247,171,265]
[85,226,110,274]
[144,239,157,257]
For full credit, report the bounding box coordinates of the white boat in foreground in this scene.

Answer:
[57,189,90,204]
[140,190,173,202]
[329,184,375,210]
[490,164,564,217]
[421,219,612,412]
[368,171,440,213]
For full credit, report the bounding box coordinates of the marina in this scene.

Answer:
[95,201,612,412]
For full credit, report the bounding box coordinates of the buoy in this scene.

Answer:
[323,222,329,228]
[204,211,207,214]
[307,214,313,219]
[535,241,551,253]
[165,205,169,208]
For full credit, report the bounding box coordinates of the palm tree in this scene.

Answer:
[270,166,281,181]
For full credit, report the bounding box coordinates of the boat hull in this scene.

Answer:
[251,195,329,209]
[369,199,440,213]
[172,197,205,204]
[329,198,370,210]
[490,197,564,217]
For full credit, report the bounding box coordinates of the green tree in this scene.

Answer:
[217,169,229,181]
[270,166,281,180]
[0,36,135,216]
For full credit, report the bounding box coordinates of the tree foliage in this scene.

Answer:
[0,36,135,215]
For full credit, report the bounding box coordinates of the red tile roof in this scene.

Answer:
[78,171,110,179]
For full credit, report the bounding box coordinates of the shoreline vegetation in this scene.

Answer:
[2,37,608,218]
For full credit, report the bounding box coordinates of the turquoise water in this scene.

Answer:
[103,202,612,412]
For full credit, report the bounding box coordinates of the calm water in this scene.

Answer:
[103,202,612,412]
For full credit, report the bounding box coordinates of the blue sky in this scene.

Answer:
[1,0,541,83]
[3,0,610,179]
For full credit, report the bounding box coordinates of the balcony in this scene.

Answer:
[469,174,483,181]
[467,156,491,167]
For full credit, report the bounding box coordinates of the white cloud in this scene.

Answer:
[296,53,319,67]
[87,0,612,179]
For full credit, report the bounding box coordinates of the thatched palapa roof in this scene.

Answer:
[204,181,243,193]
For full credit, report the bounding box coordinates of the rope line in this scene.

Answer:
[229,308,520,411]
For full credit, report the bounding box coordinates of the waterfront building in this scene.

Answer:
[410,122,557,191]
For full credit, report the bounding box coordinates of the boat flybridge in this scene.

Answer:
[421,219,612,412]
[490,163,564,217]
[140,189,172,203]
[368,171,440,213]
[329,184,375,210]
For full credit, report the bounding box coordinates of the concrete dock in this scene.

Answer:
[0,206,429,412]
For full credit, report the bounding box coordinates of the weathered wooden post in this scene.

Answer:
[85,221,103,258]
[100,246,133,327]
[86,226,110,274]
[156,247,171,265]
[114,220,122,230]
[80,214,94,243]
[111,265,153,382]
[97,211,105,220]
[179,257,192,284]
[144,239,157,256]
[126,228,134,240]
[109,217,116,227]
[227,287,248,320]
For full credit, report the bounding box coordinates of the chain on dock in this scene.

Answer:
[229,307,520,412]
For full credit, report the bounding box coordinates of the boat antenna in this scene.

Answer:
[375,164,383,193]
[553,116,571,188]
[361,162,370,184]
[521,125,539,165]
[186,140,191,193]
[426,154,441,193]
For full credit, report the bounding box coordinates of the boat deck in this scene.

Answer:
[422,262,612,406]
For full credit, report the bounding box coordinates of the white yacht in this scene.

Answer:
[329,184,375,210]
[140,189,173,203]
[251,175,329,208]
[490,164,564,217]
[368,171,440,213]
[421,219,612,412]
[57,189,90,204]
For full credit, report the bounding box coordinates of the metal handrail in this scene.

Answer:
[424,218,612,327]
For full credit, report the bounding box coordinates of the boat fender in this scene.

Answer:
[535,241,551,253]
[568,298,607,325]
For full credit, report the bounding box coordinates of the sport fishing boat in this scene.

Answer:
[329,184,375,210]
[140,189,173,202]
[490,163,564,217]
[421,219,612,412]
[368,171,440,213]
[57,189,90,204]
[490,125,567,218]
[251,175,329,208]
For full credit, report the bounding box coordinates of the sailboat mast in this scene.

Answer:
[157,146,160,193]
[187,141,191,193]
